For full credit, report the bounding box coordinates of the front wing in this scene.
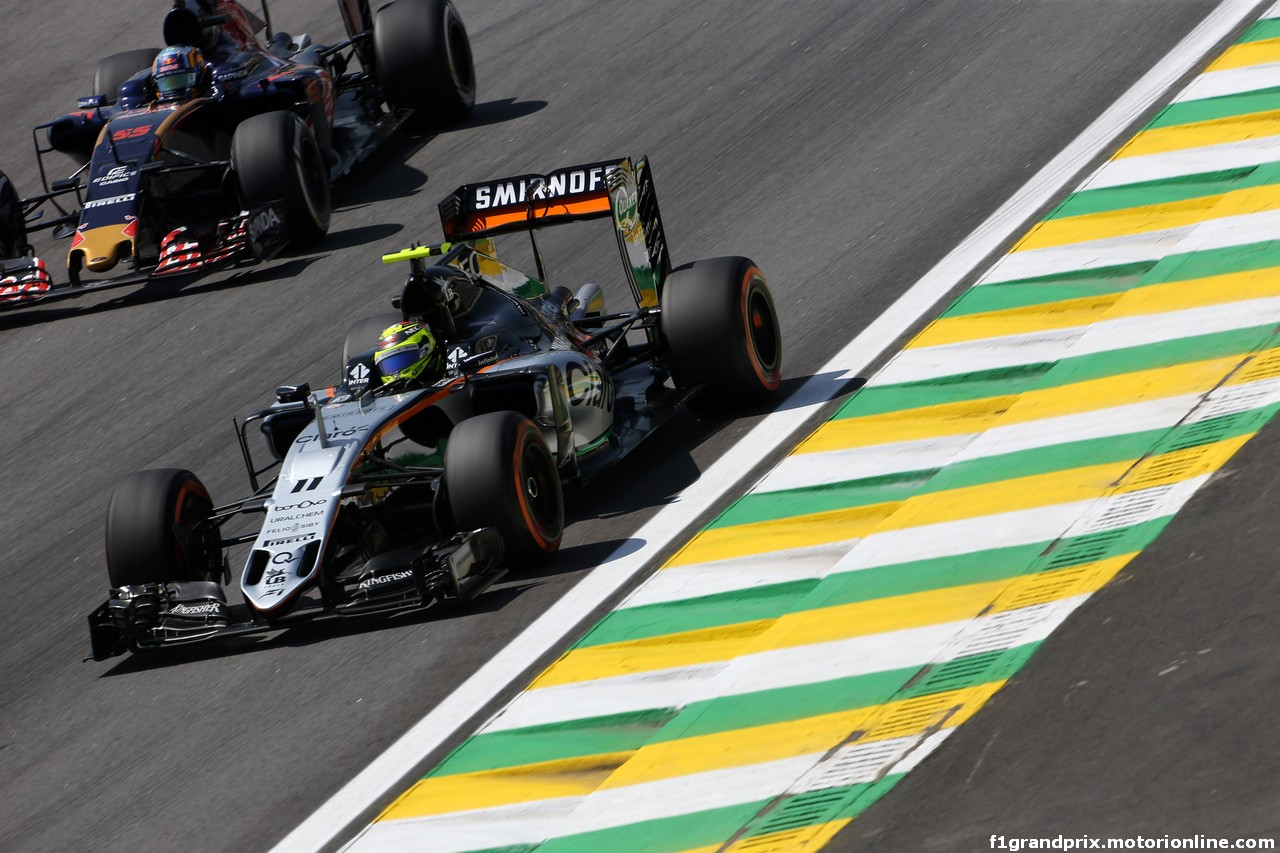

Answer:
[1,203,288,312]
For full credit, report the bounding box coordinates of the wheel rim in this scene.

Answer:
[172,480,214,580]
[292,123,327,227]
[744,277,781,387]
[518,439,559,543]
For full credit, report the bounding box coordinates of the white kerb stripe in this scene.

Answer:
[877,294,1280,385]
[1086,137,1280,190]
[978,207,1280,285]
[1175,60,1280,102]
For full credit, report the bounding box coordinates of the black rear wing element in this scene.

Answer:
[437,156,672,308]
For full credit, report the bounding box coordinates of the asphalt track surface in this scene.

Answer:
[0,1,1248,851]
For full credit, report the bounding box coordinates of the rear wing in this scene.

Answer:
[437,156,672,308]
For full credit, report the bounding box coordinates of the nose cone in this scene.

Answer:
[70,225,134,273]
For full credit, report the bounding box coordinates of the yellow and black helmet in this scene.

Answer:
[373,321,442,385]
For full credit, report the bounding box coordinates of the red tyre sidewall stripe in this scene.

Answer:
[512,421,556,552]
[171,477,212,576]
[740,267,781,391]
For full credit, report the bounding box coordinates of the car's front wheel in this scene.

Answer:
[104,468,221,588]
[232,110,331,246]
[0,170,26,258]
[446,412,563,569]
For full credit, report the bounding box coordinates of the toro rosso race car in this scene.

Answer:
[87,156,783,660]
[0,0,475,309]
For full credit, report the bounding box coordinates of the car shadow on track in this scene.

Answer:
[331,98,548,212]
[288,221,405,255]
[450,97,548,131]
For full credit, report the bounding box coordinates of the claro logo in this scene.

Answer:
[274,499,328,511]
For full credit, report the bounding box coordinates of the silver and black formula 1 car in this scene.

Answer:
[0,0,475,309]
[87,156,783,660]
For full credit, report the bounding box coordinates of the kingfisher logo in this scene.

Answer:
[358,570,413,590]
[470,162,618,210]
[169,601,224,616]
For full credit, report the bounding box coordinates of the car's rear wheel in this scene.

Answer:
[0,170,26,258]
[446,412,563,568]
[660,255,782,410]
[232,110,331,246]
[105,469,221,588]
[94,48,160,106]
[374,0,475,131]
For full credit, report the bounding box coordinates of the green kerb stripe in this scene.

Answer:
[715,417,1227,529]
[838,322,1277,419]
[432,707,676,777]
[1239,16,1280,44]
[1147,88,1280,129]
[944,263,1155,316]
[939,239,1280,318]
[1047,164,1278,220]
[581,518,1170,649]
[432,638,1044,776]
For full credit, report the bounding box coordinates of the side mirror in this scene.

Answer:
[275,383,311,404]
[77,95,108,109]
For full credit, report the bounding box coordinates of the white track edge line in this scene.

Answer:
[272,3,1266,850]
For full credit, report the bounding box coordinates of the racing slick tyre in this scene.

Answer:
[94,48,160,106]
[342,312,403,367]
[446,411,563,569]
[104,469,221,588]
[374,0,476,130]
[0,170,26,258]
[232,110,331,246]
[659,256,782,410]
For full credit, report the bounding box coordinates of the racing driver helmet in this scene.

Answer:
[152,46,210,102]
[373,321,443,385]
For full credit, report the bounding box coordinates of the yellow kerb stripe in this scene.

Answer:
[597,682,1003,790]
[1012,184,1280,252]
[910,264,1280,349]
[1117,108,1280,159]
[799,352,1254,454]
[1205,36,1280,72]
[377,751,631,821]
[539,554,1136,689]
[721,818,853,853]
[679,431,1250,568]
[382,684,1002,820]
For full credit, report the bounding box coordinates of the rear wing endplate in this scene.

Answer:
[437,156,672,308]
